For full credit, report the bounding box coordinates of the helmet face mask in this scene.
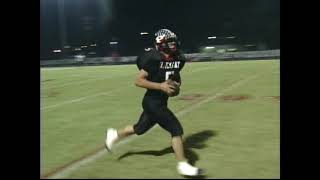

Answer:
[167,41,177,52]
[155,29,180,54]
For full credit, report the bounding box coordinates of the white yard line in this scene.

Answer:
[42,65,215,90]
[41,66,217,111]
[41,87,128,110]
[45,72,263,179]
[42,73,134,90]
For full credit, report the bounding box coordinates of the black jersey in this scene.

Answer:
[136,49,186,99]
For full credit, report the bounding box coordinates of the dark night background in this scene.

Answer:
[40,0,279,60]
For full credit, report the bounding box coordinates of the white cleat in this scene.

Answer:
[177,161,203,176]
[105,128,118,152]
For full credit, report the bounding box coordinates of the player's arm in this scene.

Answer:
[135,69,176,94]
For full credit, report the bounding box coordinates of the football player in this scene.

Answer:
[105,29,202,176]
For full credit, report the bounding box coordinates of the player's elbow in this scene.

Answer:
[135,70,148,88]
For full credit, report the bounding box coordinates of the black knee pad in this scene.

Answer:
[133,123,148,135]
[154,108,184,137]
[169,123,184,137]
[133,112,156,136]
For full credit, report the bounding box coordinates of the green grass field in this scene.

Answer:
[41,59,280,179]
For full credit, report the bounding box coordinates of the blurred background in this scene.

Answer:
[40,0,279,61]
[41,1,280,178]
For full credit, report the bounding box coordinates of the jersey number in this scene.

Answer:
[165,71,174,80]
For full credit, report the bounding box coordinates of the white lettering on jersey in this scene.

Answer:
[160,61,181,69]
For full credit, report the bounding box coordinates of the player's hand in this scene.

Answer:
[172,81,181,87]
[167,79,181,97]
[160,81,176,95]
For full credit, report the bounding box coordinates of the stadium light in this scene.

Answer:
[109,41,118,45]
[227,48,237,51]
[74,48,81,51]
[226,36,236,39]
[90,44,97,47]
[205,46,215,49]
[81,45,88,48]
[208,36,216,39]
[140,32,149,35]
[75,55,85,58]
[53,49,62,53]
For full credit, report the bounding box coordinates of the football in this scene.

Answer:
[167,79,180,97]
